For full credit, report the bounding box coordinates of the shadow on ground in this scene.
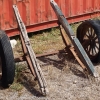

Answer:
[38,50,86,78]
[17,50,89,96]
[0,49,97,96]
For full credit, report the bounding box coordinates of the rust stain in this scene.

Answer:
[25,0,30,25]
[16,0,30,25]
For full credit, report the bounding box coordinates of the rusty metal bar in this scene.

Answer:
[14,56,25,62]
[14,50,65,63]
[50,0,98,77]
[13,5,48,95]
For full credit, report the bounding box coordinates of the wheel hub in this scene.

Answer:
[90,39,95,46]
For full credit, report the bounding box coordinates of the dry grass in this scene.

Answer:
[29,28,65,54]
[10,63,27,91]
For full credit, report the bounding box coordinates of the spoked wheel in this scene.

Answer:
[0,30,15,87]
[77,20,100,63]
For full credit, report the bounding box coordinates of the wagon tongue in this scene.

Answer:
[13,5,48,95]
[50,0,98,77]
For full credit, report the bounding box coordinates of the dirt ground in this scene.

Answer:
[1,23,100,100]
[0,51,100,100]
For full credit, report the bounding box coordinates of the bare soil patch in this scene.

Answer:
[0,23,100,100]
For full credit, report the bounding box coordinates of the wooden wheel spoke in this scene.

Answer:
[94,47,98,54]
[86,28,93,38]
[95,41,99,43]
[94,36,98,41]
[87,46,92,55]
[88,28,92,35]
[92,43,99,55]
[90,27,93,36]
[88,29,91,36]
[95,43,99,50]
[92,31,95,37]
[93,47,96,54]
[85,33,89,38]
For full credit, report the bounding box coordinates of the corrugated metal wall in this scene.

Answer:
[0,0,100,36]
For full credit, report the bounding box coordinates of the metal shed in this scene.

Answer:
[0,0,100,36]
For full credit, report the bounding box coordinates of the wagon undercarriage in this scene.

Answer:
[0,0,100,96]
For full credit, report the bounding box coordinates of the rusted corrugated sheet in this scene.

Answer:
[0,0,100,36]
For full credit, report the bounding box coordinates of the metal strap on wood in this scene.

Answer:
[13,5,48,95]
[60,25,86,70]
[50,0,98,77]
